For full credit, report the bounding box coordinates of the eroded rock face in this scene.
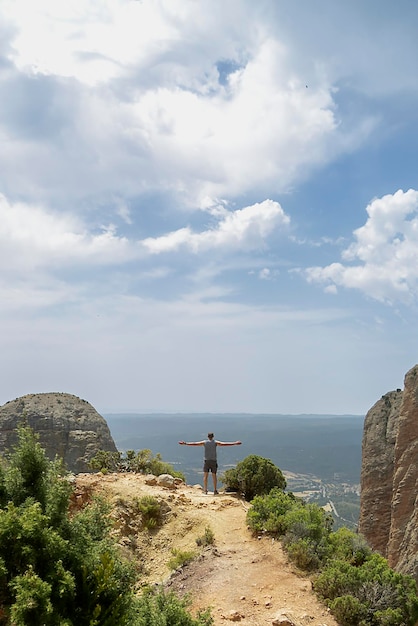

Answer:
[358,389,402,557]
[359,365,418,581]
[0,392,118,473]
[388,366,418,579]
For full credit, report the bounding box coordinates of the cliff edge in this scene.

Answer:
[359,364,418,581]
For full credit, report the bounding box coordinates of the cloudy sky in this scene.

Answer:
[1,0,418,415]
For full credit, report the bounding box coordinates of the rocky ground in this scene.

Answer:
[74,473,339,626]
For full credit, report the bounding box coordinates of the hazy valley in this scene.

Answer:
[105,412,364,529]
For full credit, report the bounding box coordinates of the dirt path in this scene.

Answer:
[165,491,337,626]
[75,474,338,626]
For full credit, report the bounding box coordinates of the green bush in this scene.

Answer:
[245,484,418,625]
[246,487,296,533]
[0,426,216,626]
[328,594,368,625]
[0,500,74,622]
[9,568,54,626]
[281,502,333,544]
[326,527,371,566]
[196,526,215,547]
[145,451,183,479]
[281,503,332,570]
[137,495,162,530]
[248,492,332,570]
[314,553,418,626]
[89,450,121,473]
[167,548,196,571]
[135,588,213,626]
[222,455,286,501]
[90,448,185,481]
[0,426,136,625]
[286,537,322,571]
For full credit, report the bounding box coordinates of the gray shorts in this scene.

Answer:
[203,460,218,474]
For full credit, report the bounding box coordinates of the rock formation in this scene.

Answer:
[0,392,118,473]
[359,365,418,581]
[388,366,418,579]
[358,388,402,557]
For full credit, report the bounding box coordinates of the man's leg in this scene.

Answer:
[212,471,218,493]
[203,471,208,493]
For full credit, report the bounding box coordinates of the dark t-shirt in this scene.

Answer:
[204,439,217,461]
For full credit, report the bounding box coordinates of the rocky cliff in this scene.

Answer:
[0,392,118,473]
[359,365,418,581]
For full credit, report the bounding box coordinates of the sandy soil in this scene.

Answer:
[74,473,338,626]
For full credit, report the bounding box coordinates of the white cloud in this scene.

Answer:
[0,195,287,295]
[1,0,257,87]
[132,37,339,205]
[259,268,271,280]
[0,194,133,271]
[1,0,152,85]
[305,189,418,303]
[115,198,133,224]
[0,0,346,211]
[142,199,289,253]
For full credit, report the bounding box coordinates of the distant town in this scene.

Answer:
[285,471,360,529]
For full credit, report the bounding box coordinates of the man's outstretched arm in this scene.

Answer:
[216,441,242,446]
[178,440,205,446]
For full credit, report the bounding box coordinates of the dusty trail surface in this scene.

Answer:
[75,473,338,626]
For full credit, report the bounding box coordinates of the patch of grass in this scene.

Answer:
[137,495,162,530]
[196,526,215,547]
[167,548,196,570]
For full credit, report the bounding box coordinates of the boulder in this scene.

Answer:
[0,392,118,473]
[271,613,296,626]
[157,474,177,489]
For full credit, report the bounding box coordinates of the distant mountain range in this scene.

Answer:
[105,413,364,485]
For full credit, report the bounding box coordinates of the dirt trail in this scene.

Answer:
[75,474,338,626]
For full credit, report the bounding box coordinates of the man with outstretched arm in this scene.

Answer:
[178,432,242,494]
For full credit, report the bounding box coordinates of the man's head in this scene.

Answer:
[208,433,214,440]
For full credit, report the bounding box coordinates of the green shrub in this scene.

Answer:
[0,426,214,625]
[121,448,186,480]
[135,588,213,626]
[69,495,113,544]
[3,425,72,524]
[246,487,296,534]
[286,537,322,571]
[374,607,408,626]
[90,448,185,481]
[89,450,121,473]
[147,453,185,481]
[314,554,418,626]
[9,568,54,626]
[222,455,286,501]
[246,480,332,572]
[326,527,371,566]
[244,474,418,626]
[167,548,196,571]
[282,502,333,542]
[137,496,162,530]
[0,500,74,620]
[313,558,358,599]
[328,594,367,625]
[196,526,215,547]
[278,502,332,571]
[0,426,137,625]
